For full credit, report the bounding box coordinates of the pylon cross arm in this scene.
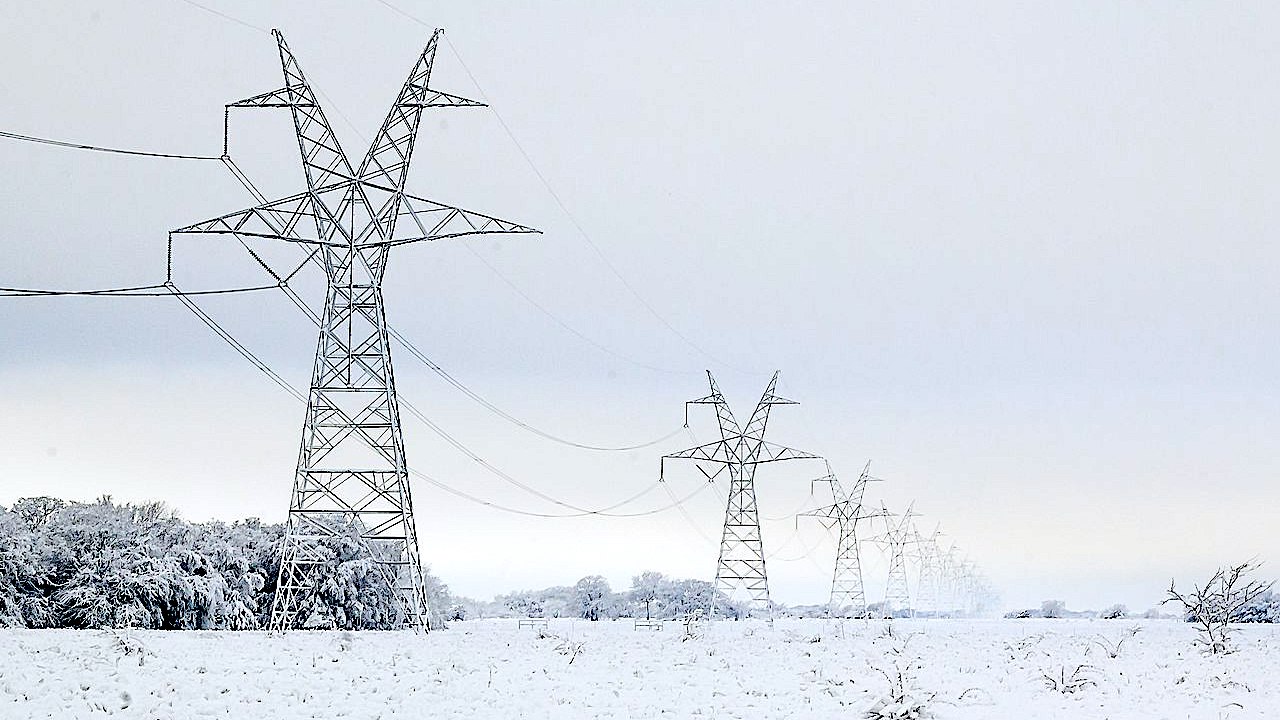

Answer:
[170,187,540,248]
[171,187,323,242]
[402,90,487,108]
[799,502,840,520]
[376,191,541,247]
[749,439,821,464]
[663,439,734,464]
[230,86,314,108]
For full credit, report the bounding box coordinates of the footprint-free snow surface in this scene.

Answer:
[3,618,1278,718]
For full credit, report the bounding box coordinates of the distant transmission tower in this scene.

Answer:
[799,460,883,617]
[662,371,818,614]
[174,29,537,631]
[872,503,917,618]
[940,544,966,615]
[910,523,943,617]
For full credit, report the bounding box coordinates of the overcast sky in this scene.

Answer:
[2,1,1279,613]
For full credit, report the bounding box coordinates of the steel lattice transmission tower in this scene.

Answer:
[799,460,883,618]
[872,503,917,618]
[910,523,944,617]
[662,371,818,614]
[174,29,538,631]
[939,543,963,614]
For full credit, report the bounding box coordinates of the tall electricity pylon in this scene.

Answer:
[910,523,943,617]
[871,503,917,617]
[662,371,819,615]
[939,544,967,615]
[799,460,883,617]
[174,29,538,632]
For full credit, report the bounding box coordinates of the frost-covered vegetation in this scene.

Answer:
[0,496,451,630]
[1165,562,1277,654]
[7,619,1280,718]
[478,570,748,621]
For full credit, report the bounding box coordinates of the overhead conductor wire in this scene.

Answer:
[0,12,712,521]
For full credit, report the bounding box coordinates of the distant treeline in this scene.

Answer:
[466,572,750,621]
[1004,597,1280,623]
[0,496,451,630]
[0,496,751,631]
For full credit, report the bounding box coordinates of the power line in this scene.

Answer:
[165,282,306,403]
[457,244,694,376]
[663,479,718,548]
[217,49,702,440]
[415,464,714,520]
[435,31,762,376]
[170,0,731,381]
[165,283,714,520]
[0,282,279,297]
[217,122,690,449]
[389,325,686,450]
[363,0,759,376]
[0,129,220,161]
[0,11,713,519]
[175,0,269,33]
[0,120,690,455]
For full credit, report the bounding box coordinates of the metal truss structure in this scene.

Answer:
[662,371,819,614]
[938,543,960,613]
[174,29,538,632]
[910,523,944,616]
[799,460,883,617]
[942,543,988,609]
[871,503,917,617]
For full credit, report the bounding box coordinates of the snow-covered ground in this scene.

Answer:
[2,618,1278,719]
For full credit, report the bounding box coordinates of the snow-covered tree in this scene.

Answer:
[0,495,448,631]
[0,505,51,627]
[630,571,666,620]
[575,575,612,621]
[11,496,65,530]
[1041,599,1067,619]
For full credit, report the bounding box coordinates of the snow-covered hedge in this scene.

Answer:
[0,496,452,630]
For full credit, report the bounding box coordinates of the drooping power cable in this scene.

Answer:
[0,129,220,161]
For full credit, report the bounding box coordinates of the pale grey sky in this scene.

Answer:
[2,1,1279,612]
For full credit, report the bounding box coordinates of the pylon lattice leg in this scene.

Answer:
[270,249,428,631]
[714,463,770,612]
[830,530,865,617]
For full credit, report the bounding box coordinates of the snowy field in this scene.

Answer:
[3,618,1278,719]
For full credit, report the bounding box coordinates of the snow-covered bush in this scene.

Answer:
[1236,590,1280,623]
[1041,664,1098,694]
[1099,604,1127,619]
[866,632,935,719]
[0,496,453,631]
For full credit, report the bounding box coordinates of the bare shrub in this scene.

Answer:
[865,632,935,720]
[1088,626,1141,659]
[1165,562,1274,655]
[1041,664,1098,694]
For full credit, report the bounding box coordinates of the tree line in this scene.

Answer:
[0,496,450,630]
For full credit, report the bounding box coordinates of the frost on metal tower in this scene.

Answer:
[173,30,538,631]
[800,460,882,618]
[910,523,943,617]
[662,371,818,614]
[873,503,917,617]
